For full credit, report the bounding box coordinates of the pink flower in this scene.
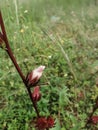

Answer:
[32,86,41,102]
[91,116,98,124]
[26,65,45,86]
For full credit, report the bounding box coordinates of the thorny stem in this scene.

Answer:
[0,10,40,117]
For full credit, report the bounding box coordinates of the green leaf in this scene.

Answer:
[51,118,61,130]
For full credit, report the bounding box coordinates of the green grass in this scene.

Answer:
[0,0,98,130]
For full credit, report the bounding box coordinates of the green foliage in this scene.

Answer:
[0,0,98,129]
[51,118,61,130]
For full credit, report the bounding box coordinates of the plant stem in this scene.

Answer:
[0,10,40,117]
[14,0,19,26]
[0,10,51,130]
[0,11,25,81]
[28,88,40,117]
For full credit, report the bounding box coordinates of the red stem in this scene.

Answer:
[0,11,51,130]
[0,10,40,117]
[0,11,25,82]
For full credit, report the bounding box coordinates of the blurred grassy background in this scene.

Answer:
[0,0,98,130]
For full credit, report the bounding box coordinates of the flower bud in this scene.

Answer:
[35,116,55,129]
[36,117,48,130]
[26,65,45,86]
[32,86,41,102]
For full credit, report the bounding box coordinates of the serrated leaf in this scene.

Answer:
[51,118,61,130]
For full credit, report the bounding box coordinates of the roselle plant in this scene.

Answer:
[1,10,98,130]
[0,11,55,130]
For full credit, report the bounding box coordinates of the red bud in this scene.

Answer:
[32,86,41,102]
[36,117,48,130]
[26,66,45,86]
[35,116,55,129]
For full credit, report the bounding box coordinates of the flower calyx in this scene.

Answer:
[32,86,41,103]
[26,65,45,87]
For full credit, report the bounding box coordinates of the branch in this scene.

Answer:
[0,10,40,117]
